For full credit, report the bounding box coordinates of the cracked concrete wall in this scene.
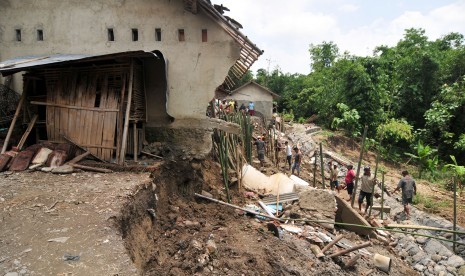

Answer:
[0,0,240,120]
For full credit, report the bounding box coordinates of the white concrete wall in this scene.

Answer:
[0,0,240,120]
[226,83,274,119]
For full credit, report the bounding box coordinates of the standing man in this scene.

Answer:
[358,166,376,215]
[254,136,266,168]
[275,139,283,167]
[345,164,356,202]
[285,141,292,170]
[248,101,255,116]
[291,147,302,176]
[330,162,339,192]
[394,170,417,220]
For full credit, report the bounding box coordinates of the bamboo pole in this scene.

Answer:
[351,125,368,207]
[321,235,344,254]
[119,60,134,164]
[328,241,371,258]
[2,81,28,154]
[313,150,317,187]
[320,143,325,189]
[368,149,381,217]
[17,114,38,150]
[381,172,385,220]
[236,144,241,190]
[133,121,138,161]
[452,177,457,253]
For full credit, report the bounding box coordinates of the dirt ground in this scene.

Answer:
[0,170,150,275]
[1,157,418,275]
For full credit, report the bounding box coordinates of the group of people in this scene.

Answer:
[255,136,417,219]
[339,164,416,219]
[214,99,256,116]
[254,138,302,176]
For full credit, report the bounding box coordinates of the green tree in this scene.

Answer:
[405,140,438,179]
[331,103,361,138]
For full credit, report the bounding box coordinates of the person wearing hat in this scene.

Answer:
[358,166,376,215]
[393,170,416,220]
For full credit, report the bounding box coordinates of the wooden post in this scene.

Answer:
[115,77,127,162]
[133,121,138,162]
[236,144,241,190]
[452,177,457,253]
[381,172,385,220]
[313,150,317,187]
[2,81,28,154]
[320,143,325,189]
[368,150,381,216]
[119,61,134,164]
[351,125,368,207]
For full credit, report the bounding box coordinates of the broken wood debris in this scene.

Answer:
[328,241,372,258]
[321,235,344,254]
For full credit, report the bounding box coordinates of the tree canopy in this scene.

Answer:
[244,28,465,164]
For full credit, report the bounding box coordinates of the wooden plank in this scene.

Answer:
[17,114,38,150]
[70,163,113,173]
[116,75,127,162]
[67,151,91,164]
[133,121,138,161]
[119,61,134,164]
[62,135,107,163]
[30,101,119,112]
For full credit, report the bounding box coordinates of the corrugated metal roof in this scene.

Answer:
[0,51,156,76]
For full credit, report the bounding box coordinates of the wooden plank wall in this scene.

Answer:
[41,65,129,161]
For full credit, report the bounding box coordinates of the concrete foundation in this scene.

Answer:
[335,195,373,236]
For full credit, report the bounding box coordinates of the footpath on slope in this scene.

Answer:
[284,122,465,275]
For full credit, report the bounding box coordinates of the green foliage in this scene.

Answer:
[331,103,361,138]
[377,118,413,144]
[404,140,438,178]
[250,28,465,167]
[297,117,306,124]
[443,155,465,195]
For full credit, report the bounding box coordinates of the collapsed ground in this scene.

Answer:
[1,121,464,275]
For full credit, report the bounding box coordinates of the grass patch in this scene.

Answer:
[412,193,445,213]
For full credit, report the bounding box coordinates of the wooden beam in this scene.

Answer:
[62,135,107,163]
[30,101,119,112]
[0,56,49,69]
[2,81,28,154]
[66,151,91,165]
[119,61,134,164]
[70,163,113,173]
[17,114,38,150]
[133,122,138,161]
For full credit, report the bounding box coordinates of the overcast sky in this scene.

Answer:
[212,0,465,75]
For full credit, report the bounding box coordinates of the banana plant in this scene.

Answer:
[404,140,437,178]
[444,155,465,196]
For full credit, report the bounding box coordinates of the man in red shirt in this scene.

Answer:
[345,165,356,201]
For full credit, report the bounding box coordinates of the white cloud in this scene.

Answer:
[339,4,359,13]
[213,0,465,74]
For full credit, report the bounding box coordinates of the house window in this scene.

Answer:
[107,28,114,41]
[37,29,44,41]
[202,29,207,42]
[15,29,21,41]
[178,29,185,42]
[155,28,161,41]
[132,28,138,41]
